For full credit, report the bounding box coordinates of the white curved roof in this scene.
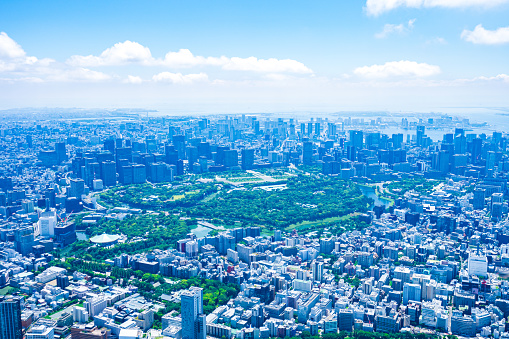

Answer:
[90,233,121,244]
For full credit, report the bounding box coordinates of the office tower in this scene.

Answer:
[338,309,354,332]
[14,225,36,256]
[392,133,403,149]
[302,141,313,165]
[349,130,363,149]
[223,149,238,168]
[241,149,254,170]
[100,160,116,187]
[0,177,13,192]
[300,123,306,135]
[468,249,487,277]
[173,135,186,159]
[146,136,157,153]
[253,120,260,134]
[311,260,323,282]
[0,296,23,339]
[403,283,422,305]
[454,134,466,154]
[39,209,57,237]
[55,142,67,163]
[69,178,85,199]
[187,146,199,167]
[473,188,486,210]
[103,139,115,153]
[314,122,321,136]
[471,138,482,164]
[181,288,206,339]
[198,142,211,159]
[416,125,425,147]
[327,123,337,138]
[486,151,496,171]
[165,144,179,165]
[119,165,133,184]
[132,164,146,184]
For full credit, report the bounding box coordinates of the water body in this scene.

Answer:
[191,224,212,238]
[359,185,392,210]
[76,232,88,241]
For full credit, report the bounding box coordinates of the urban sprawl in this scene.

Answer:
[1,112,508,339]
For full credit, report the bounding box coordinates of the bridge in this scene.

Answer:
[197,220,223,230]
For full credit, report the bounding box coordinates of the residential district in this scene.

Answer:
[1,111,509,339]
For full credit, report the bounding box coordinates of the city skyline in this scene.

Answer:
[0,0,508,112]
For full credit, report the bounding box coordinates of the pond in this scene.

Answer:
[359,185,393,210]
[76,232,89,241]
[191,224,212,238]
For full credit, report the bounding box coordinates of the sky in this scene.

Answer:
[0,0,508,113]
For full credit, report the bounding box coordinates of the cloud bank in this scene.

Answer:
[354,60,441,78]
[365,0,509,16]
[68,43,313,74]
[461,25,509,44]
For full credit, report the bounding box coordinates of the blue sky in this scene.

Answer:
[0,0,508,113]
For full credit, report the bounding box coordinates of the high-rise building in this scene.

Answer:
[132,164,147,184]
[349,130,363,149]
[39,209,57,237]
[69,178,85,199]
[403,283,421,305]
[181,288,206,339]
[241,149,254,170]
[471,138,483,164]
[302,141,313,165]
[0,296,23,339]
[311,260,323,282]
[473,188,486,210]
[468,249,487,277]
[100,161,116,187]
[223,150,238,168]
[416,125,425,147]
[55,142,67,164]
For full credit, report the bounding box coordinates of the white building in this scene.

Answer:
[227,248,239,263]
[293,279,312,292]
[39,210,57,237]
[84,295,107,317]
[25,325,54,339]
[36,267,67,284]
[119,328,142,339]
[468,250,488,277]
[73,306,89,323]
[185,240,199,258]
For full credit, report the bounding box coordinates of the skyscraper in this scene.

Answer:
[181,288,206,339]
[0,296,23,339]
[241,149,254,170]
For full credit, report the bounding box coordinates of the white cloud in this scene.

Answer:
[354,60,441,78]
[426,37,448,45]
[161,49,227,68]
[68,40,153,66]
[469,74,509,82]
[365,0,509,16]
[124,75,143,84]
[68,41,313,74]
[47,68,112,82]
[223,57,312,73]
[0,32,27,59]
[152,72,209,84]
[375,19,416,38]
[461,24,509,45]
